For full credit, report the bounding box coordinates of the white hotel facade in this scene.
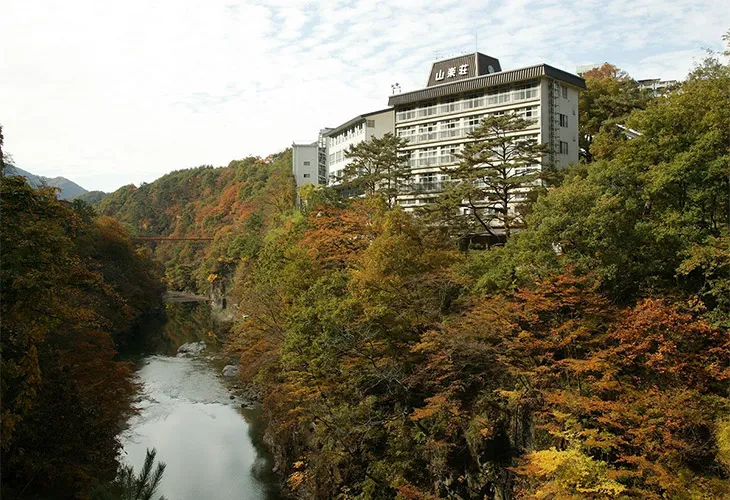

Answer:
[324,108,394,184]
[293,52,585,210]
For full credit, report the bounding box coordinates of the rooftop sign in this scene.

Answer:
[426,53,502,87]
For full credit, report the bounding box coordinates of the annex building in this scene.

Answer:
[292,51,585,213]
[292,130,329,187]
[292,109,393,187]
[323,108,394,184]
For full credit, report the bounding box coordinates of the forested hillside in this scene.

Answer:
[0,171,165,497]
[97,151,295,293]
[86,51,730,499]
[224,57,730,498]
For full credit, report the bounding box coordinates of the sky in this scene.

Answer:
[1,0,728,193]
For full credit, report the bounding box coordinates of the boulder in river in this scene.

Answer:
[222,364,239,377]
[177,341,206,356]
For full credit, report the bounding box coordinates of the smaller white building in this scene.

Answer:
[292,141,319,187]
[637,78,678,95]
[292,129,330,188]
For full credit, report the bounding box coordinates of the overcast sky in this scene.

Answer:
[1,0,728,192]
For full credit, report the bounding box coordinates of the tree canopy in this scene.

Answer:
[1,173,164,498]
[578,63,652,163]
[342,132,412,208]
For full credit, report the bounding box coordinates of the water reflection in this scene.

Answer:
[125,302,224,356]
[120,305,280,500]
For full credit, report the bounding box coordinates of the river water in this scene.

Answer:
[119,304,280,500]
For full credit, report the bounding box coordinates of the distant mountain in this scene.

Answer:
[4,165,92,200]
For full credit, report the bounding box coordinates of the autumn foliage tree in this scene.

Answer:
[1,173,164,498]
[72,39,730,499]
[578,63,652,162]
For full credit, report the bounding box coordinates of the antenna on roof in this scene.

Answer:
[391,83,401,94]
[475,29,478,53]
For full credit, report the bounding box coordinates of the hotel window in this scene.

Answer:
[465,115,482,133]
[439,119,460,138]
[519,106,538,119]
[560,141,569,154]
[440,98,459,113]
[463,91,484,109]
[513,82,538,100]
[367,119,375,127]
[418,148,439,166]
[303,161,310,166]
[398,107,417,121]
[418,101,438,118]
[398,127,416,142]
[559,114,568,127]
[442,145,459,164]
[562,85,568,98]
[418,123,438,142]
[303,173,311,178]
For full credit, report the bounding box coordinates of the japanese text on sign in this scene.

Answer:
[435,63,469,81]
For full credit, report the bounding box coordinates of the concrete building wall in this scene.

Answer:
[562,84,580,166]
[539,78,580,169]
[292,143,320,187]
[365,109,395,141]
[325,108,394,184]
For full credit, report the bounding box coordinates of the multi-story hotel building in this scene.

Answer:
[387,53,585,209]
[292,51,584,220]
[324,108,394,184]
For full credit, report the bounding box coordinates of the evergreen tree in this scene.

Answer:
[427,114,549,241]
[91,448,167,500]
[341,132,411,207]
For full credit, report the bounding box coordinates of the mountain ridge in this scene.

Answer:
[4,164,92,200]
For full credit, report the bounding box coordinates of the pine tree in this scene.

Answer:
[427,114,549,242]
[341,132,411,207]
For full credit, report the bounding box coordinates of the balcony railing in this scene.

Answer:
[396,88,539,123]
[399,179,459,195]
[400,117,539,146]
[408,154,460,168]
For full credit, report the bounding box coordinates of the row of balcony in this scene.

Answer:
[396,88,539,123]
[400,118,539,146]
[408,154,460,168]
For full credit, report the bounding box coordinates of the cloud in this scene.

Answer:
[1,0,728,191]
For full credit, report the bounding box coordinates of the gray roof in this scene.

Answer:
[388,64,586,106]
[323,108,393,138]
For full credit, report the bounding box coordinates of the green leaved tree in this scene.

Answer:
[91,448,167,500]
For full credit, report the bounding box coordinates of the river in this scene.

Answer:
[119,303,281,500]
